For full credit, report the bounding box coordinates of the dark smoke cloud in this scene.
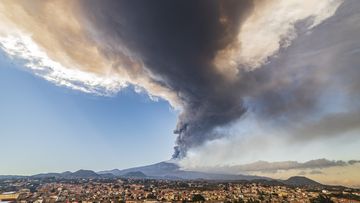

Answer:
[253,0,360,141]
[78,0,254,158]
[75,0,359,159]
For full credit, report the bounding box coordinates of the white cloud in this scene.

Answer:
[215,0,343,76]
[0,34,128,95]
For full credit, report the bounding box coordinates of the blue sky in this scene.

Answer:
[0,51,177,175]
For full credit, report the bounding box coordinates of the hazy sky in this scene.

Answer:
[0,0,360,187]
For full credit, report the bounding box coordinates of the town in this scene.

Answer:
[1,177,360,203]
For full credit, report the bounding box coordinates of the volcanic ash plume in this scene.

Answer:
[0,0,351,159]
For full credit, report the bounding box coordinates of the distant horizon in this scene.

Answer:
[1,158,360,188]
[1,164,359,190]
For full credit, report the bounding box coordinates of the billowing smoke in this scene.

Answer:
[76,0,255,158]
[75,0,348,158]
[1,0,358,161]
[179,0,360,167]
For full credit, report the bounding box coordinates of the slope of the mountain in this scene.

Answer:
[99,161,268,181]
[122,171,147,178]
[98,169,122,175]
[120,161,179,176]
[99,173,116,178]
[282,176,322,187]
[70,170,100,178]
[99,161,179,176]
[61,171,72,176]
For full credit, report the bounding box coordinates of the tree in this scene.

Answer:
[192,194,206,202]
[236,198,245,203]
[146,193,157,200]
[247,198,260,203]
[310,194,334,203]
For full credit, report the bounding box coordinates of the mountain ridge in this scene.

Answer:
[99,161,269,181]
[32,169,102,179]
[25,161,333,188]
[282,176,322,187]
